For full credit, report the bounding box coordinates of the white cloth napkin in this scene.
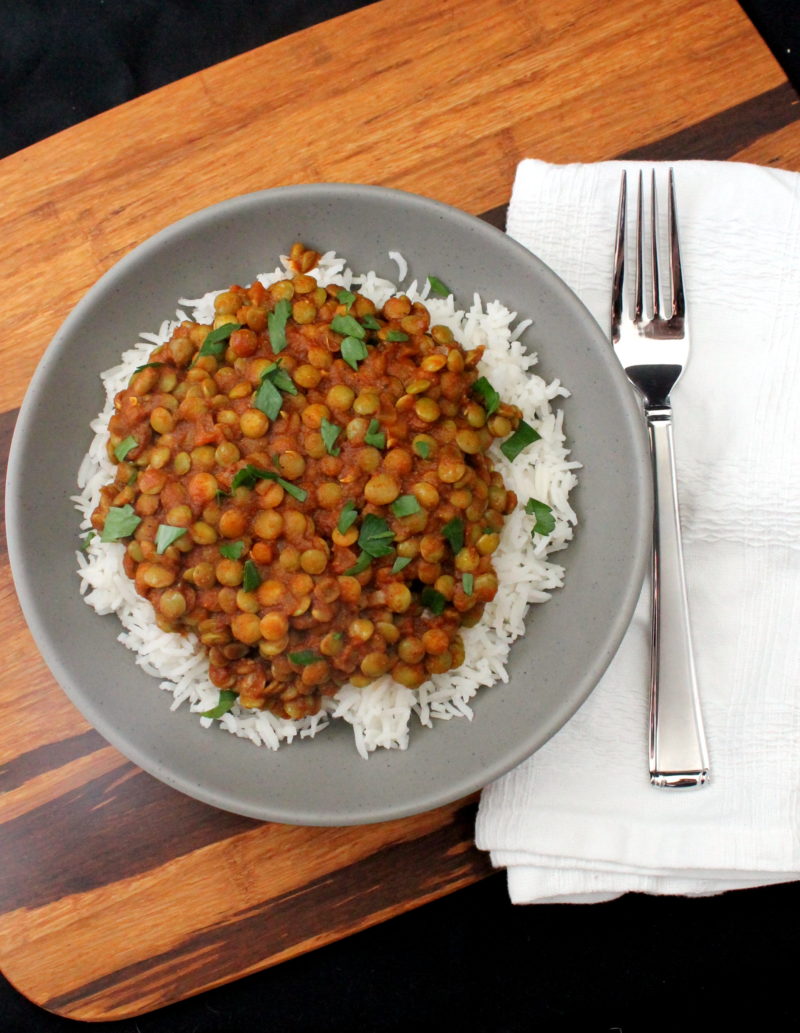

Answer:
[475,158,800,904]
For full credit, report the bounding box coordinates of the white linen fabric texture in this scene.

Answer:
[474,158,800,904]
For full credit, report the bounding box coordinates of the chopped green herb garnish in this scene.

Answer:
[344,551,372,576]
[288,650,321,666]
[360,314,381,331]
[358,513,395,558]
[219,540,246,560]
[242,559,261,593]
[113,435,138,462]
[413,439,431,460]
[331,313,366,339]
[100,504,141,542]
[525,497,556,536]
[337,289,356,310]
[441,517,465,555]
[427,275,452,297]
[253,363,297,420]
[155,524,188,554]
[133,361,164,373]
[81,530,97,551]
[364,418,386,449]
[391,494,421,518]
[337,499,358,535]
[420,586,447,615]
[500,420,540,462]
[391,555,412,574]
[230,464,308,502]
[268,298,292,353]
[341,336,368,370]
[386,330,409,342]
[320,417,342,456]
[462,572,474,596]
[253,376,283,420]
[201,690,237,719]
[198,322,241,358]
[472,376,500,417]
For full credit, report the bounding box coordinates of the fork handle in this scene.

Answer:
[646,409,710,787]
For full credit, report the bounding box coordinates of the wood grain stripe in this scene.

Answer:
[0,766,257,913]
[41,800,490,1019]
[0,728,106,793]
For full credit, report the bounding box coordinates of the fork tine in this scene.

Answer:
[611,170,627,338]
[650,169,661,319]
[634,170,644,323]
[668,167,685,319]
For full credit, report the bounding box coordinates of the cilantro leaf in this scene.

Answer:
[391,555,412,574]
[525,497,556,536]
[427,275,452,297]
[337,289,356,310]
[219,540,246,560]
[337,499,358,535]
[341,336,368,370]
[472,376,500,417]
[320,417,342,456]
[386,330,408,342]
[358,513,395,558]
[344,551,372,576]
[441,517,465,555]
[100,504,141,542]
[230,464,308,502]
[360,314,381,331]
[268,298,292,353]
[420,586,447,615]
[198,322,241,358]
[155,524,188,554]
[331,313,366,339]
[201,690,238,719]
[500,420,541,462]
[391,494,421,518]
[364,419,385,449]
[413,439,430,460]
[462,572,474,596]
[113,435,138,462]
[242,559,261,593]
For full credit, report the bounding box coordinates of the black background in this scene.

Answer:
[1,2,798,1030]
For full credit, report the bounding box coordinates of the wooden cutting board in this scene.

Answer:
[1,0,798,1020]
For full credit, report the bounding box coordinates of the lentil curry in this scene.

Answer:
[91,244,526,721]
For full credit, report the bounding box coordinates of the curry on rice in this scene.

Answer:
[91,244,527,720]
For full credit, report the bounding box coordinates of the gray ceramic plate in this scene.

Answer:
[6,184,649,825]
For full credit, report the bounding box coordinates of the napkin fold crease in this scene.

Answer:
[474,159,800,904]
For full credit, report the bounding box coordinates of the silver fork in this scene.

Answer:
[611,168,709,788]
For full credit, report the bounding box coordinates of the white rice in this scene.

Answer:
[74,251,580,758]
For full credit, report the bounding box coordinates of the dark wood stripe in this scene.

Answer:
[42,799,491,1016]
[619,81,799,161]
[0,728,108,792]
[0,765,258,913]
[0,406,18,563]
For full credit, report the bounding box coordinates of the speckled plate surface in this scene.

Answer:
[5,184,649,825]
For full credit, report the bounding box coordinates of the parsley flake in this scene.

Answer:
[462,572,474,596]
[386,330,409,342]
[337,289,356,310]
[358,513,395,558]
[344,552,372,576]
[230,464,308,502]
[391,555,412,574]
[289,650,321,666]
[413,439,431,460]
[242,559,261,593]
